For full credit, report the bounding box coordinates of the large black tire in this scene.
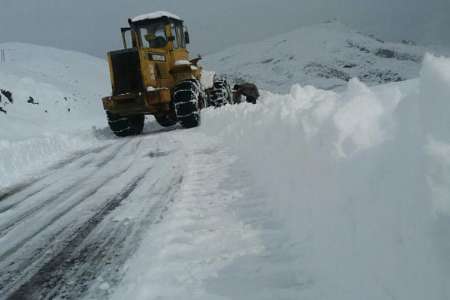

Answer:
[154,114,177,127]
[208,77,232,107]
[106,112,144,137]
[173,80,201,128]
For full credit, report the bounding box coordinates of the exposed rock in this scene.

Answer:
[304,63,351,82]
[346,40,370,53]
[27,96,39,105]
[261,58,274,64]
[375,48,421,62]
[375,49,395,58]
[0,89,13,103]
[361,69,403,83]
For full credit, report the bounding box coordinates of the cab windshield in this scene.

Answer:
[136,20,186,49]
[138,22,168,49]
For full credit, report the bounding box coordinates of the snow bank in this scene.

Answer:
[427,139,450,216]
[416,54,450,217]
[201,54,450,299]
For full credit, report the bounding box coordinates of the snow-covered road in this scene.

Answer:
[0,129,180,298]
[0,125,304,300]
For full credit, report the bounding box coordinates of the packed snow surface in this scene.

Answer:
[1,37,450,299]
[131,11,182,23]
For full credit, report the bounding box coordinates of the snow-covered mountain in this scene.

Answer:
[204,22,435,92]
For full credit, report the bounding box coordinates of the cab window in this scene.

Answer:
[170,23,185,49]
[121,28,133,49]
[177,25,186,48]
[170,23,179,48]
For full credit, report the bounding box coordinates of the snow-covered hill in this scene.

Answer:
[0,42,109,139]
[0,43,110,186]
[204,22,436,92]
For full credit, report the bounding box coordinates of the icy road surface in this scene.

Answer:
[0,126,301,300]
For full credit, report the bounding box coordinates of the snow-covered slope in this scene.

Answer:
[198,54,450,299]
[204,22,432,92]
[0,43,110,187]
[0,42,109,139]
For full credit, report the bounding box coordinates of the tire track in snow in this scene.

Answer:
[0,141,128,236]
[0,138,143,296]
[0,170,129,261]
[46,175,183,300]
[0,144,111,203]
[7,173,148,300]
[71,151,184,300]
[0,143,114,213]
[1,133,184,300]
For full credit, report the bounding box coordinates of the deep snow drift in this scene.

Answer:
[200,54,450,299]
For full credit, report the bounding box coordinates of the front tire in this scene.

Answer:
[173,80,201,128]
[106,112,144,137]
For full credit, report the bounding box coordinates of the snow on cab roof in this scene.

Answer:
[131,11,182,23]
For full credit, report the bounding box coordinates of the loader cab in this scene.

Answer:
[124,13,190,51]
[103,11,210,135]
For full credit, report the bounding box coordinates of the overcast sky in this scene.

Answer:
[0,0,449,58]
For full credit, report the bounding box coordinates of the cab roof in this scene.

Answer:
[131,11,182,23]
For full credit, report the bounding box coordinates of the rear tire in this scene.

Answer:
[106,112,144,137]
[208,77,232,107]
[173,80,201,128]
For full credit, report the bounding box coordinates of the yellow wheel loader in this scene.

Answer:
[102,11,214,136]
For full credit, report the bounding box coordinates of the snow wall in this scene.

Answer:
[201,54,450,300]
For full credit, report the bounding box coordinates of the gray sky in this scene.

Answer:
[0,0,449,58]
